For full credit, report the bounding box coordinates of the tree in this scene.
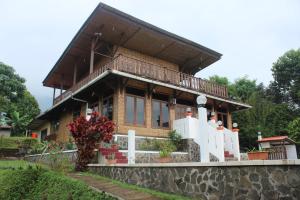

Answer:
[287,118,300,143]
[68,112,115,171]
[10,111,28,136]
[270,49,300,106]
[0,62,40,135]
[0,62,26,101]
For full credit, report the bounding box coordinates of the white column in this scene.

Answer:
[198,107,209,162]
[128,130,135,164]
[233,129,241,161]
[217,128,225,162]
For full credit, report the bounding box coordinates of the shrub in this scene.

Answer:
[158,141,176,158]
[68,112,115,171]
[0,166,116,200]
[168,130,182,150]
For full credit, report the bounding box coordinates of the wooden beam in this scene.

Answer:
[121,27,141,46]
[73,63,77,86]
[179,52,203,72]
[112,32,126,56]
[89,38,96,74]
[52,88,56,105]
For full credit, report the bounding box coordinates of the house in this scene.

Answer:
[29,3,250,144]
[258,136,298,160]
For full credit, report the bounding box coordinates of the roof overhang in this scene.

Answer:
[43,3,222,89]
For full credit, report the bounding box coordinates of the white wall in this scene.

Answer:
[286,145,298,159]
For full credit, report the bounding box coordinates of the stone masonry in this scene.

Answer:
[88,161,300,200]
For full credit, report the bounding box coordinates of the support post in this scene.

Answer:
[73,63,77,86]
[90,38,95,74]
[52,88,56,105]
[128,130,135,164]
[232,128,241,161]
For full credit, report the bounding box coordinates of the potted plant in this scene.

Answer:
[106,153,117,165]
[247,148,269,160]
[157,141,176,163]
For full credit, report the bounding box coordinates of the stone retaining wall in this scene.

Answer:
[88,160,300,200]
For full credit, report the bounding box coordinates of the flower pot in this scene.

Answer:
[157,156,172,163]
[247,151,269,160]
[106,159,117,165]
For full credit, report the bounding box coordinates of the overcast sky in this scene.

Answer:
[1,0,300,111]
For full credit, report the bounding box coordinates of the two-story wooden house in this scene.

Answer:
[30,3,250,142]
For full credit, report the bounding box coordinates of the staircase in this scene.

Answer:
[224,151,238,161]
[99,146,128,164]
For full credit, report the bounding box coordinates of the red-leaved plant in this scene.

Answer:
[67,112,115,171]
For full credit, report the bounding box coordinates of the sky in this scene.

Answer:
[0,0,300,111]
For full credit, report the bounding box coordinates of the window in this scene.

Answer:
[125,95,145,125]
[102,96,113,120]
[152,100,169,128]
[175,104,197,119]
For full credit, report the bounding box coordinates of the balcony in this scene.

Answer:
[53,55,228,105]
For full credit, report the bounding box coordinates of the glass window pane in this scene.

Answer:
[161,102,169,127]
[152,101,160,128]
[136,98,145,125]
[126,96,134,124]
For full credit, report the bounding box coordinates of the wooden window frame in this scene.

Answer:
[124,94,146,127]
[151,99,170,129]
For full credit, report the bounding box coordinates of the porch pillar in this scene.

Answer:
[73,63,77,86]
[52,87,56,105]
[90,38,96,74]
[60,81,63,95]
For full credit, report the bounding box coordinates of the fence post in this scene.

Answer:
[128,130,135,164]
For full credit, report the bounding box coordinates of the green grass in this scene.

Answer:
[83,172,192,200]
[0,160,116,200]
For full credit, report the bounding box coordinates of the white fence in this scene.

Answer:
[173,107,240,162]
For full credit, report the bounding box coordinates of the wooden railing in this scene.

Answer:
[53,54,228,105]
[268,146,287,160]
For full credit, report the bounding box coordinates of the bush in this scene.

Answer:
[168,130,182,150]
[0,166,116,200]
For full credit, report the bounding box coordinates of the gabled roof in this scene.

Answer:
[43,3,222,89]
[257,136,295,144]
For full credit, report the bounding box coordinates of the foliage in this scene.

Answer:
[68,112,116,171]
[209,73,299,151]
[158,141,176,158]
[287,118,300,143]
[168,130,182,150]
[0,162,115,200]
[47,141,73,173]
[0,62,40,136]
[270,48,300,107]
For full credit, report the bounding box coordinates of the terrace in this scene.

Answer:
[53,54,228,105]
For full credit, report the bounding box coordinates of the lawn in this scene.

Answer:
[0,160,116,200]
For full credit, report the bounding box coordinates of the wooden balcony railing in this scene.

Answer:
[53,54,228,105]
